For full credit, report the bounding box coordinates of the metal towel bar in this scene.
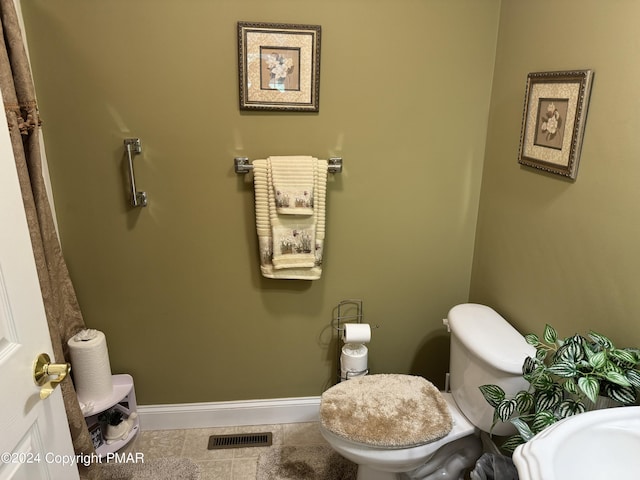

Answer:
[234,157,342,174]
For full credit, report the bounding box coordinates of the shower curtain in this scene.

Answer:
[0,1,100,479]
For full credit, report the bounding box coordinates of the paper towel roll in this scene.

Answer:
[342,323,371,344]
[68,329,113,404]
[340,343,368,373]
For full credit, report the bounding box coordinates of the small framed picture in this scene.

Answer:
[88,422,104,450]
[518,70,594,180]
[237,22,321,112]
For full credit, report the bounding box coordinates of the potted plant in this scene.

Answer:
[480,324,640,453]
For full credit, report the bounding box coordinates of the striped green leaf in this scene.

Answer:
[510,418,534,442]
[547,361,578,378]
[497,398,516,422]
[556,342,584,363]
[536,348,548,362]
[535,388,562,413]
[603,383,636,405]
[532,411,557,433]
[563,377,579,395]
[588,331,613,349]
[479,384,505,408]
[589,351,607,369]
[525,334,540,346]
[530,371,554,390]
[557,399,585,418]
[578,376,600,403]
[610,349,638,368]
[522,356,537,375]
[543,324,558,344]
[604,370,632,387]
[515,391,535,414]
[626,369,640,388]
[500,434,525,454]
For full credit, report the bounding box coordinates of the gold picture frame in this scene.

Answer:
[238,22,321,112]
[518,70,594,180]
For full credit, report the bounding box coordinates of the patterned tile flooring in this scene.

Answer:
[122,422,330,479]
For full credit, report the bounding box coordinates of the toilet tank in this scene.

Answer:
[446,303,535,435]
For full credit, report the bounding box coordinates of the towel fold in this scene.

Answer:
[253,156,328,280]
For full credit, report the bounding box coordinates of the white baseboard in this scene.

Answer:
[137,396,321,431]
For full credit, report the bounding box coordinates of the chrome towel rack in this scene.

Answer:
[234,157,343,174]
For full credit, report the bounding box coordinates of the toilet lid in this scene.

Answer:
[320,374,453,448]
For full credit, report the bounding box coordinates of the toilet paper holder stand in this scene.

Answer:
[332,299,379,383]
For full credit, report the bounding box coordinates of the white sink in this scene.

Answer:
[513,406,640,480]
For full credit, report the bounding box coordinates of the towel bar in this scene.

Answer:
[234,157,342,174]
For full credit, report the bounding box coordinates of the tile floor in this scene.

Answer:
[122,422,330,480]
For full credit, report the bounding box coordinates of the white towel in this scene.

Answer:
[253,156,328,280]
[270,156,316,215]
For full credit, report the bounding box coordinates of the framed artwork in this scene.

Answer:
[237,22,321,112]
[88,422,104,450]
[518,70,594,180]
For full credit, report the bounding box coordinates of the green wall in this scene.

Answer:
[20,1,500,404]
[470,1,640,347]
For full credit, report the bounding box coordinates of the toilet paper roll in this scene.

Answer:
[67,329,113,404]
[341,343,368,373]
[342,323,371,344]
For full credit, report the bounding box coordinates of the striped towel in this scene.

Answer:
[253,156,328,280]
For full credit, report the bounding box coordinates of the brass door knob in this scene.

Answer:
[33,353,71,400]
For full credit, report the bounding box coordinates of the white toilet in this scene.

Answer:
[319,303,536,480]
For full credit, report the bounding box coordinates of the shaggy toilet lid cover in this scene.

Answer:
[320,374,452,448]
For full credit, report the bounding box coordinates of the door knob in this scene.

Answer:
[33,353,71,400]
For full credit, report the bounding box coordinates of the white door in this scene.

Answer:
[0,88,79,478]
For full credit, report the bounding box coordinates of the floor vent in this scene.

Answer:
[207,432,273,450]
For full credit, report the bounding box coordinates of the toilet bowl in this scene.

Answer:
[320,392,482,480]
[319,303,536,480]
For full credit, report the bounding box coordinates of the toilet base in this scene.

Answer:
[356,465,400,480]
[354,435,483,480]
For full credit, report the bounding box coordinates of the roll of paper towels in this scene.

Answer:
[342,323,371,344]
[68,329,113,404]
[341,343,368,373]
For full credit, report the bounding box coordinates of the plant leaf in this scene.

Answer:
[535,348,548,362]
[626,369,640,388]
[557,399,586,418]
[610,348,637,368]
[515,391,535,414]
[547,361,578,378]
[535,388,562,413]
[510,417,535,442]
[479,384,505,408]
[496,398,517,422]
[556,341,584,363]
[530,371,554,390]
[500,435,526,454]
[589,331,613,349]
[525,333,540,346]
[603,383,636,405]
[563,377,579,395]
[589,351,607,370]
[522,356,537,375]
[578,376,600,403]
[532,411,557,433]
[604,370,632,387]
[543,324,558,344]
